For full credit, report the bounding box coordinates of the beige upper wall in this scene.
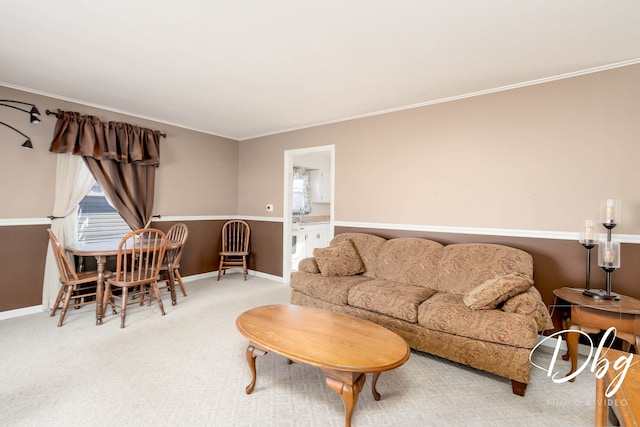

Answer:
[239,64,640,234]
[0,86,238,219]
[4,64,639,232]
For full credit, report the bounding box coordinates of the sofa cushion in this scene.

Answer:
[330,233,386,278]
[290,271,371,305]
[435,243,534,295]
[348,279,437,323]
[374,238,443,287]
[502,287,554,332]
[463,273,533,310]
[314,240,364,277]
[417,293,538,348]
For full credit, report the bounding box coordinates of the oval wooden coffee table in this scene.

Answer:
[236,304,410,427]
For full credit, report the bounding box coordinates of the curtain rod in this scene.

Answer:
[45,109,167,138]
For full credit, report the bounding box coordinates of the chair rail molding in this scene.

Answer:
[0,217,50,226]
[334,221,640,244]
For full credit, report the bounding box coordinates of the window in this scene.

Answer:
[292,167,311,214]
[77,183,130,242]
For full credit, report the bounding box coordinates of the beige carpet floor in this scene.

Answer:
[0,274,596,426]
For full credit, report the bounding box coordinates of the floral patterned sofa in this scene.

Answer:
[290,233,553,396]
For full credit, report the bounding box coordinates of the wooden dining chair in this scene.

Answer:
[103,228,167,328]
[217,219,250,281]
[47,229,107,327]
[158,223,189,304]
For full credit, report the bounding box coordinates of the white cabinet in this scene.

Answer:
[292,224,330,270]
[291,233,307,270]
[305,226,330,257]
[310,169,330,203]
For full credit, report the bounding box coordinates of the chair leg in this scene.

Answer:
[167,269,177,305]
[103,283,117,315]
[217,256,224,281]
[174,269,187,297]
[58,285,74,327]
[152,281,166,316]
[72,287,83,309]
[137,284,153,307]
[242,256,248,280]
[50,285,65,318]
[120,287,128,328]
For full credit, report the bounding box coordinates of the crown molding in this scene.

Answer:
[239,58,640,140]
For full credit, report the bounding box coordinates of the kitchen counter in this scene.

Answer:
[292,215,330,229]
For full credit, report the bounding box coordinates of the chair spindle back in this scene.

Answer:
[222,220,250,253]
[115,228,167,284]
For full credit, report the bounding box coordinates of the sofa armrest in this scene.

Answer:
[502,287,554,332]
[297,257,320,274]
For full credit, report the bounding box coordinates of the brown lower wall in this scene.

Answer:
[2,221,636,317]
[335,226,640,336]
[0,224,49,311]
[335,226,640,305]
[0,219,284,312]
[154,219,283,277]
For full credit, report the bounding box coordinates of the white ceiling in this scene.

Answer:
[1,1,639,141]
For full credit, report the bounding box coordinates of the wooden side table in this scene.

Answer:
[595,348,640,426]
[552,287,640,379]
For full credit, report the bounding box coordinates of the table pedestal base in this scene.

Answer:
[243,343,384,427]
[583,289,620,301]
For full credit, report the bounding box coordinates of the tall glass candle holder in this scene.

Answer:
[578,219,597,291]
[585,240,621,300]
[600,199,620,238]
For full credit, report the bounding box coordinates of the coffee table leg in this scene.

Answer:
[245,344,268,394]
[371,372,382,401]
[323,370,366,427]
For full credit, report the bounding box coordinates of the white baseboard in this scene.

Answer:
[0,305,44,321]
[537,333,592,357]
[209,268,286,283]
[181,271,217,282]
[1,270,289,322]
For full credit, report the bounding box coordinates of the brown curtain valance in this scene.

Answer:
[48,109,162,230]
[49,110,161,166]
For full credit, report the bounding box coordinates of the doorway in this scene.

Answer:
[283,145,335,281]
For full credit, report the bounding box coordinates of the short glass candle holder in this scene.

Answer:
[579,219,597,245]
[598,240,620,269]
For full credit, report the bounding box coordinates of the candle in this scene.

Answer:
[605,199,616,223]
[601,198,621,225]
[585,221,594,240]
[580,219,596,244]
[604,249,613,264]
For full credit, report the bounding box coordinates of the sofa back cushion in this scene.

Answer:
[374,238,443,287]
[330,233,386,277]
[435,243,533,295]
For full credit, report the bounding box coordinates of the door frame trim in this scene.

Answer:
[283,145,335,280]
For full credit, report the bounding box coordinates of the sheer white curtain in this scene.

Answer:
[42,154,95,309]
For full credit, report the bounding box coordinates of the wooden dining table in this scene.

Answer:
[65,238,180,325]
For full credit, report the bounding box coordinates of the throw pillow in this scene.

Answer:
[297,257,320,274]
[502,289,555,331]
[314,240,365,277]
[463,273,533,310]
